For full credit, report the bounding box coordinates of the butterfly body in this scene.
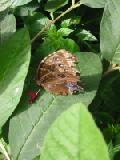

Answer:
[36,49,83,95]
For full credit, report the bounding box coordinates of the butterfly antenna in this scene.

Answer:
[36,89,41,95]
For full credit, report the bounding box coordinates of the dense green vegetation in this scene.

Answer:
[0,0,120,159]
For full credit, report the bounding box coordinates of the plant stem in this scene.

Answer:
[0,141,10,160]
[103,64,120,77]
[72,0,75,5]
[31,1,81,43]
[50,12,54,20]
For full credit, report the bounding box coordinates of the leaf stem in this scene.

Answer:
[50,12,54,20]
[31,1,81,43]
[0,141,10,160]
[103,64,120,77]
[72,0,75,5]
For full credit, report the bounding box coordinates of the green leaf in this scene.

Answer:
[76,29,97,41]
[24,13,49,38]
[81,0,106,8]
[0,14,16,43]
[0,10,8,21]
[11,0,32,8]
[40,103,110,160]
[57,28,74,37]
[63,38,80,52]
[15,3,39,17]
[36,37,80,58]
[61,17,81,28]
[36,25,80,57]
[100,0,120,64]
[45,0,68,12]
[0,28,31,129]
[9,52,102,160]
[0,0,12,12]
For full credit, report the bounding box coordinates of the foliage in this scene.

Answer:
[9,52,102,160]
[40,103,109,160]
[0,0,120,160]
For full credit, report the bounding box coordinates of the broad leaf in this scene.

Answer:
[100,0,120,64]
[0,9,8,21]
[9,52,102,160]
[63,38,80,52]
[45,0,68,12]
[0,14,16,43]
[24,13,49,38]
[61,17,81,28]
[15,3,39,17]
[11,0,32,8]
[76,29,97,41]
[36,25,80,57]
[0,0,12,12]
[57,28,74,37]
[40,103,110,160]
[0,28,31,129]
[81,0,106,8]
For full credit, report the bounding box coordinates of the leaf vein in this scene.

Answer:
[16,95,55,159]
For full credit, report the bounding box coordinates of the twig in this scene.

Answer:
[0,141,10,160]
[103,64,120,77]
[50,12,54,20]
[72,0,75,5]
[31,1,81,43]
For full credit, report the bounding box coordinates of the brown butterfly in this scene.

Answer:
[36,49,83,95]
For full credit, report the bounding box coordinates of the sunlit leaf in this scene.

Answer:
[0,28,31,129]
[9,52,102,160]
[0,14,16,43]
[100,0,120,64]
[40,103,110,160]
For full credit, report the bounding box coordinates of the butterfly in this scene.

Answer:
[36,49,83,95]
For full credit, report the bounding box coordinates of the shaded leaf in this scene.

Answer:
[40,103,110,160]
[0,14,16,43]
[81,0,106,8]
[0,9,8,21]
[100,0,120,64]
[15,3,39,17]
[24,13,49,38]
[0,28,31,129]
[45,0,68,12]
[76,29,97,41]
[0,0,12,12]
[11,0,32,8]
[9,52,102,160]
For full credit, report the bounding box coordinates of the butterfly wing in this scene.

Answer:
[40,72,81,95]
[36,49,83,95]
[42,80,80,95]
